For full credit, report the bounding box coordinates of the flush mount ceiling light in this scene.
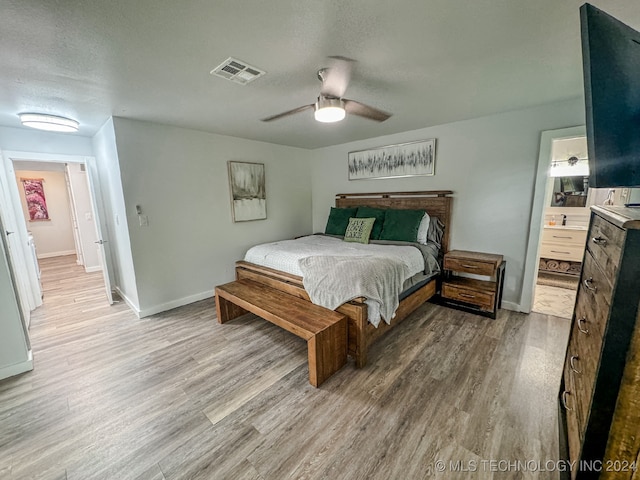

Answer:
[19,113,79,133]
[314,96,346,123]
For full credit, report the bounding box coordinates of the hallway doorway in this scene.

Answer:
[30,255,111,330]
[1,151,115,325]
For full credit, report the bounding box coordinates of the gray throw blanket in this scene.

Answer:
[299,255,409,327]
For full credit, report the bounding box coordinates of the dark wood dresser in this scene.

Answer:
[560,206,640,479]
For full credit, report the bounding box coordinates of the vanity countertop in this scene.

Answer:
[544,225,588,231]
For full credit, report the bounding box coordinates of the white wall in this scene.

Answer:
[110,117,312,316]
[0,126,93,156]
[92,119,139,309]
[15,169,76,258]
[311,98,585,310]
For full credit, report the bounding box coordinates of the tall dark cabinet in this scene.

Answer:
[559,206,640,479]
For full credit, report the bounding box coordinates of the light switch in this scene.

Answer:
[139,215,149,227]
[85,212,92,221]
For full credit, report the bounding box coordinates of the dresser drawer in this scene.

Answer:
[567,315,603,432]
[573,262,609,341]
[442,282,495,310]
[577,251,613,328]
[562,363,583,471]
[542,228,588,246]
[539,243,585,262]
[587,214,625,280]
[443,256,496,276]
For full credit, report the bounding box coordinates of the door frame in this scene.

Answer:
[64,164,85,267]
[2,150,114,306]
[520,125,586,313]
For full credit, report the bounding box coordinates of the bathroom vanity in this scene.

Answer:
[540,225,588,269]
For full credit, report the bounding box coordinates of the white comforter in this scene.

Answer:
[243,235,426,326]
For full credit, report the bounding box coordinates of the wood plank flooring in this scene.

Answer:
[0,255,571,480]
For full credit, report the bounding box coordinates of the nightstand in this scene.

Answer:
[441,250,506,319]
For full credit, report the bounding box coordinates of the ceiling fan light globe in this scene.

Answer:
[314,97,345,123]
[314,106,346,123]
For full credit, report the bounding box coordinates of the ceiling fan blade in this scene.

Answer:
[320,57,354,98]
[261,104,314,122]
[343,99,392,122]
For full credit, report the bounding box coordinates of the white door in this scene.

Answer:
[0,149,42,325]
[84,157,114,305]
[0,212,31,351]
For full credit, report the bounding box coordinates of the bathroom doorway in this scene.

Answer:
[522,127,612,318]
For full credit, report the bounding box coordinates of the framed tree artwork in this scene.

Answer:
[348,139,436,180]
[227,161,267,222]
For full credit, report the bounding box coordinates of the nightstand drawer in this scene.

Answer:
[443,256,496,276]
[442,282,495,310]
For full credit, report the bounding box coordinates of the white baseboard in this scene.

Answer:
[37,250,76,259]
[138,290,215,318]
[114,286,141,318]
[85,265,102,273]
[501,300,521,312]
[0,350,33,381]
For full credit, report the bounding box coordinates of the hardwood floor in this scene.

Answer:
[0,255,571,480]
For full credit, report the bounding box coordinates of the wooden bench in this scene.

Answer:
[215,279,347,387]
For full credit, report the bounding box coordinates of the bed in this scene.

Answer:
[234,190,453,368]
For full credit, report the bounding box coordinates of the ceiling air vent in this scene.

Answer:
[210,57,265,85]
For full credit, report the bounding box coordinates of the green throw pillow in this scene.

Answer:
[325,207,358,236]
[379,209,425,242]
[344,217,376,244]
[356,206,386,240]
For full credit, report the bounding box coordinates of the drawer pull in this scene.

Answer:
[461,264,479,269]
[592,236,608,246]
[570,355,581,374]
[583,277,597,292]
[577,317,589,334]
[550,250,571,255]
[459,293,476,299]
[552,235,573,239]
[561,390,574,411]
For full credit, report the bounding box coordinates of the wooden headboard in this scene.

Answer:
[335,191,453,253]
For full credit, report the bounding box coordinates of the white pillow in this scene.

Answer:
[416,212,430,245]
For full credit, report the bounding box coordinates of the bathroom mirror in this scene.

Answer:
[549,175,589,207]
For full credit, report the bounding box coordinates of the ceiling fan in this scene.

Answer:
[261,58,392,124]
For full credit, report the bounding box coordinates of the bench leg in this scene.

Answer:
[215,289,249,324]
[306,317,347,387]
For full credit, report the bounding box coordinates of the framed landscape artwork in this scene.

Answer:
[227,161,267,222]
[348,139,436,180]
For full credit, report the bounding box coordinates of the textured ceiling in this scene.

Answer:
[1,0,639,149]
